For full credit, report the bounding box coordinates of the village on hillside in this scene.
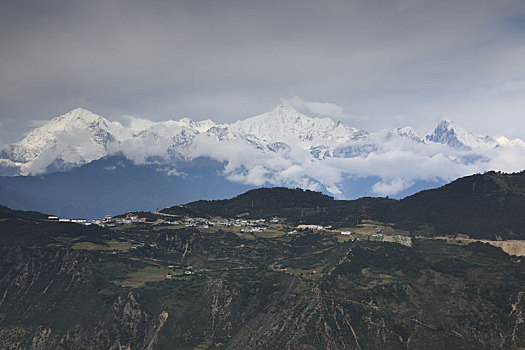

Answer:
[48,211,525,258]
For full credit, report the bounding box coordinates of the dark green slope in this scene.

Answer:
[0,155,251,219]
[0,204,48,221]
[393,171,525,238]
[164,187,338,217]
[162,187,396,228]
[0,204,115,247]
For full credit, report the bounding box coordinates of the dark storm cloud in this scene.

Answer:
[1,0,525,143]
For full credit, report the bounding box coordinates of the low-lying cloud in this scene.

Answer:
[186,126,523,198]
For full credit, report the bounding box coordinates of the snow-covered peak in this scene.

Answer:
[395,127,422,142]
[35,108,113,135]
[56,107,102,121]
[426,118,497,150]
[229,105,365,146]
[231,105,311,135]
[176,117,216,133]
[2,108,123,174]
[0,106,518,179]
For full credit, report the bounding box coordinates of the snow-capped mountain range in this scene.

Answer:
[1,105,524,197]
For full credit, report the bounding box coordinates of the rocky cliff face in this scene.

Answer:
[0,247,164,349]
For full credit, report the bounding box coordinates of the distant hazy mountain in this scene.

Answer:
[0,105,524,216]
[0,155,251,219]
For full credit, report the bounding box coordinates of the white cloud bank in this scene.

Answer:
[188,126,523,198]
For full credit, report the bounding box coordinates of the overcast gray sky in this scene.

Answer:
[1,0,525,144]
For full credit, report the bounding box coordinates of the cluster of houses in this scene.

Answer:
[170,216,280,232]
[48,213,139,227]
[293,226,358,240]
[49,210,285,232]
[296,224,334,230]
[49,212,363,240]
[93,214,140,226]
[48,216,90,225]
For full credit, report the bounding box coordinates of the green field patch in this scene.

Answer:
[110,224,133,231]
[284,266,324,278]
[106,240,133,250]
[252,229,285,239]
[193,341,212,349]
[153,224,186,230]
[72,242,110,250]
[368,235,384,241]
[114,266,183,288]
[72,239,132,251]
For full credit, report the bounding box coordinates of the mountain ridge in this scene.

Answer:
[1,105,523,201]
[1,105,509,174]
